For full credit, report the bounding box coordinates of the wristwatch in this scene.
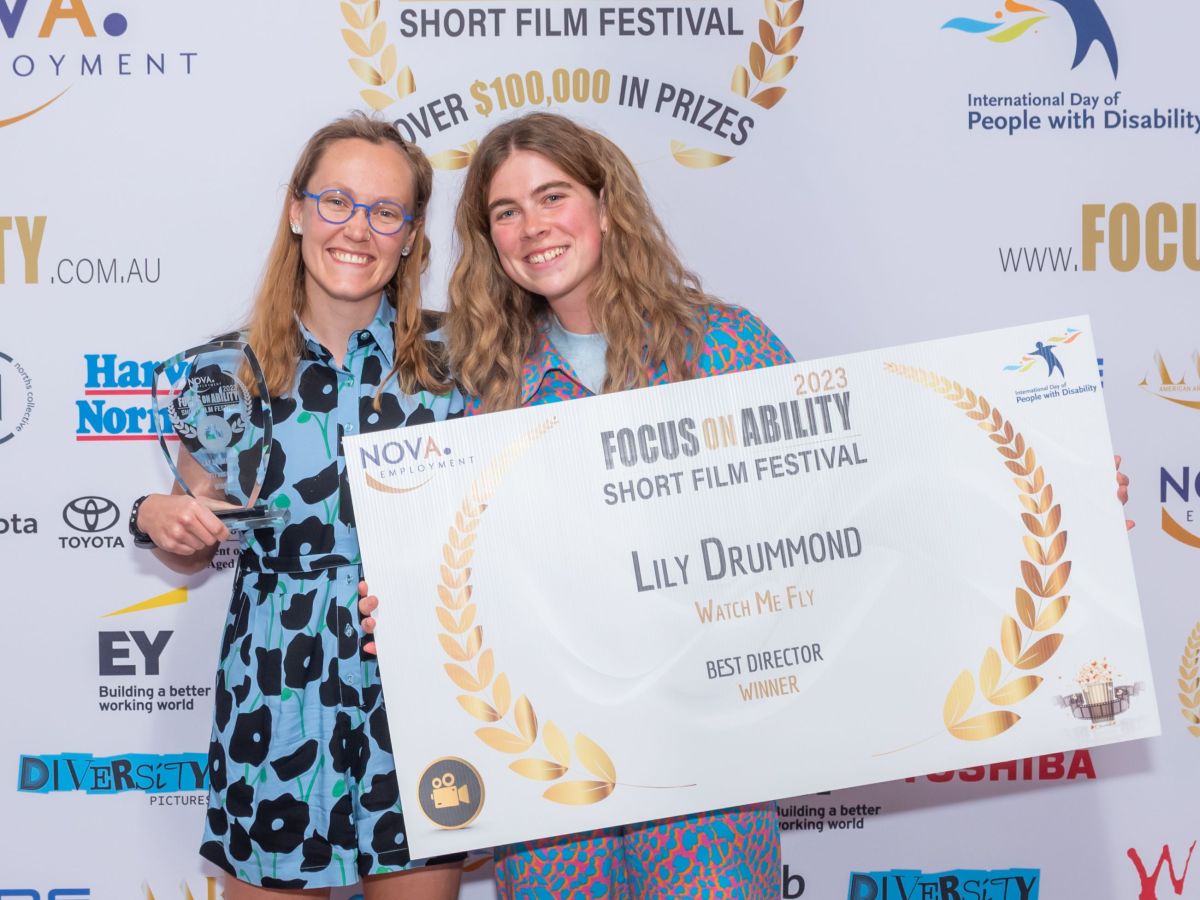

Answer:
[128,495,156,549]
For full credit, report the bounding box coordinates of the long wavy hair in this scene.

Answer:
[244,113,449,397]
[447,113,715,411]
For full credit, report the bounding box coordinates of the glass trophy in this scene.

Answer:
[151,340,290,532]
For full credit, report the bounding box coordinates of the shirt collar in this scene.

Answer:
[295,293,396,364]
[520,321,586,404]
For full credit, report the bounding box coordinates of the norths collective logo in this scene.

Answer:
[1,0,198,129]
[0,349,35,445]
[848,869,1039,900]
[76,352,182,441]
[942,0,1117,76]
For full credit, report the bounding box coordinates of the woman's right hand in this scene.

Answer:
[358,580,379,656]
[138,492,231,555]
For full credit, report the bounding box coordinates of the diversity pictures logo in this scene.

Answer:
[1002,327,1082,375]
[942,0,1118,76]
[848,869,1039,900]
[1140,350,1200,411]
[16,752,208,794]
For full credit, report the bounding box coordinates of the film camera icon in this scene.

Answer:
[430,772,472,809]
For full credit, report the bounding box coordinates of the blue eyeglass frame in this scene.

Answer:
[301,189,413,235]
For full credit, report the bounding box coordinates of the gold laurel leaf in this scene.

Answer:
[979,648,1001,696]
[1036,483,1053,511]
[1043,561,1071,596]
[762,55,796,83]
[759,20,778,53]
[1044,532,1068,565]
[349,58,385,86]
[465,625,483,657]
[360,0,380,27]
[449,528,476,550]
[763,0,781,26]
[1000,616,1022,664]
[781,0,804,27]
[987,675,1043,706]
[1020,513,1048,538]
[445,663,482,692]
[1007,459,1032,477]
[994,409,1005,430]
[543,780,616,805]
[510,759,568,781]
[1030,468,1045,491]
[1022,536,1047,565]
[731,64,750,97]
[949,711,1020,741]
[1015,633,1063,669]
[669,141,734,169]
[515,695,538,742]
[1034,596,1069,631]
[575,733,617,782]
[1021,561,1047,596]
[438,634,470,662]
[341,2,363,29]
[989,431,1009,445]
[1179,693,1198,709]
[342,29,370,57]
[1190,726,1200,737]
[493,673,512,717]
[943,669,974,727]
[397,66,416,99]
[543,720,570,767]
[1183,710,1200,725]
[475,727,533,754]
[441,565,469,588]
[751,87,787,109]
[437,606,474,634]
[477,648,495,686]
[775,24,804,53]
[1015,589,1036,629]
[1045,504,1062,533]
[360,89,394,111]
[368,21,386,55]
[999,433,1026,459]
[451,547,476,567]
[457,695,501,722]
[749,42,766,79]
[380,44,397,82]
[1018,494,1040,514]
[429,149,473,171]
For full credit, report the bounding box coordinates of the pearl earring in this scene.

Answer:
[290,222,301,235]
[401,246,411,257]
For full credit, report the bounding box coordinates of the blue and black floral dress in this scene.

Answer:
[193,296,465,887]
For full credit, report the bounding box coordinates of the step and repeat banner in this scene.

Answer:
[2,1,1198,898]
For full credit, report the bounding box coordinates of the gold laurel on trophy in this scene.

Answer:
[1179,622,1200,737]
[886,364,1071,741]
[435,418,619,805]
[341,0,415,111]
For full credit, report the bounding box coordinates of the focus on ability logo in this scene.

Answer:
[942,0,1117,76]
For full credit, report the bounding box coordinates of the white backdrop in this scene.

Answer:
[2,1,1198,898]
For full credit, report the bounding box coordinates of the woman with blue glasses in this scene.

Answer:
[130,114,466,900]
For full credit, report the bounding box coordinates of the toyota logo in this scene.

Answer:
[63,496,120,533]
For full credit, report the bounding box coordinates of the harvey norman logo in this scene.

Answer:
[358,433,474,493]
[76,353,184,441]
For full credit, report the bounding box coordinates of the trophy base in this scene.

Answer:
[215,505,291,533]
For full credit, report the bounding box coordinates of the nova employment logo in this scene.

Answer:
[942,0,1117,76]
[358,432,474,494]
[848,869,1039,900]
[1160,466,1200,550]
[1,0,197,129]
[76,352,183,441]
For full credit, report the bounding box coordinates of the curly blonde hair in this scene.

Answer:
[245,113,449,398]
[447,113,716,411]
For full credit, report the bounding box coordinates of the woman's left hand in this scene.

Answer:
[1116,454,1133,531]
[358,580,379,656]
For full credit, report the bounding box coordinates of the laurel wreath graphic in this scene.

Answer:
[886,364,1071,741]
[1180,623,1200,737]
[340,0,415,111]
[673,0,805,169]
[435,418,622,804]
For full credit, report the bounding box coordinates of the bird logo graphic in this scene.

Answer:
[943,0,1118,77]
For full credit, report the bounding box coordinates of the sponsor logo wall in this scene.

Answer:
[1,2,1196,898]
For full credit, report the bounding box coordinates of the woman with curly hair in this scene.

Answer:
[131,114,465,899]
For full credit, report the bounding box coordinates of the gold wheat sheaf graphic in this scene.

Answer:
[341,0,414,111]
[436,418,620,805]
[886,364,1071,741]
[1180,623,1200,736]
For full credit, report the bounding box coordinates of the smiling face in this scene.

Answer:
[289,137,416,317]
[486,150,607,327]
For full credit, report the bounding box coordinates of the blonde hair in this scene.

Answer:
[447,113,714,411]
[245,113,449,397]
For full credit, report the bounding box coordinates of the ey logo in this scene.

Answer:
[1127,842,1196,900]
[0,216,46,284]
[99,586,186,676]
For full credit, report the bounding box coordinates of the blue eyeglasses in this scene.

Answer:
[301,189,413,236]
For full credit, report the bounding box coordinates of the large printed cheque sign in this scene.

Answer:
[344,316,1158,857]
